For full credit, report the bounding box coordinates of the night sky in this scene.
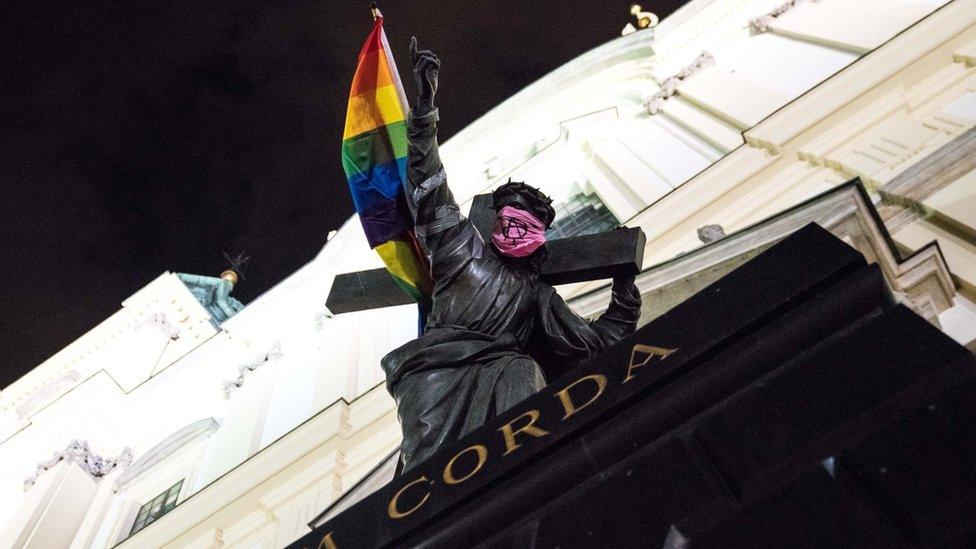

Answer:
[0,1,685,388]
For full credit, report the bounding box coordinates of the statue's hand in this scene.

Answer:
[410,36,439,116]
[611,273,638,296]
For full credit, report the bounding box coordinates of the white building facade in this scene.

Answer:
[3,0,976,547]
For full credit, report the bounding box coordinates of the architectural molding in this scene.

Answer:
[955,40,976,66]
[15,370,80,419]
[223,342,284,399]
[744,0,976,152]
[114,392,354,548]
[881,125,976,204]
[645,52,715,115]
[627,145,778,245]
[749,0,818,34]
[310,449,398,527]
[147,312,180,341]
[24,440,133,491]
[115,418,220,489]
[572,180,954,327]
[0,271,220,420]
[258,450,345,512]
[794,87,908,164]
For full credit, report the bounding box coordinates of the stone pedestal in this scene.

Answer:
[292,223,976,548]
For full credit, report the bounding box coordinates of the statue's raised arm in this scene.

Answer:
[402,38,479,283]
[410,36,438,118]
[404,37,444,207]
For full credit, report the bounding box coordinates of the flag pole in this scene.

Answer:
[371,2,382,20]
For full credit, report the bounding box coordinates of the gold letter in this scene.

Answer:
[555,374,607,420]
[499,409,550,456]
[387,475,432,519]
[623,344,678,383]
[319,532,338,549]
[443,444,488,485]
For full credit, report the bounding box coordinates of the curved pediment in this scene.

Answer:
[115,418,220,489]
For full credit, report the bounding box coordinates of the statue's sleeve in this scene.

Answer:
[535,278,642,364]
[404,108,482,281]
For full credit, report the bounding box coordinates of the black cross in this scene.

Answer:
[325,194,646,314]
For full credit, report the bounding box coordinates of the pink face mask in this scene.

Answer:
[491,205,547,258]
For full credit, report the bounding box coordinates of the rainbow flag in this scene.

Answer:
[341,15,433,315]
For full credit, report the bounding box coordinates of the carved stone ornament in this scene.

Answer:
[24,440,134,491]
[148,311,180,340]
[223,342,284,399]
[644,52,715,115]
[749,0,821,34]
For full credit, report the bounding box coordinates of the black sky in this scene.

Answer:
[0,1,685,388]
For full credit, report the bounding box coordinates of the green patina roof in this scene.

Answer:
[175,273,245,324]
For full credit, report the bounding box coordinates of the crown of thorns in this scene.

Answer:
[491,180,556,229]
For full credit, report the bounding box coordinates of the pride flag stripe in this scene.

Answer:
[341,15,432,315]
[342,84,405,139]
[349,46,395,97]
[341,120,409,180]
[377,238,429,299]
[345,156,409,205]
[377,15,410,117]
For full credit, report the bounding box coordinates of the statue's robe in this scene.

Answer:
[382,108,642,470]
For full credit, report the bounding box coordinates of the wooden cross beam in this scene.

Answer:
[326,194,646,314]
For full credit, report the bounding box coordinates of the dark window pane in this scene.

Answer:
[129,479,186,537]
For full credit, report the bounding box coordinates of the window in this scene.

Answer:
[547,192,619,240]
[129,479,183,536]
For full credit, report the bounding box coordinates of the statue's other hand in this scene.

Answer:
[410,36,439,115]
[611,274,638,296]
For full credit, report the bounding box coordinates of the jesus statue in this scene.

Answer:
[383,38,642,470]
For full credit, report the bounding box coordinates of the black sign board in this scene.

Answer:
[293,224,976,548]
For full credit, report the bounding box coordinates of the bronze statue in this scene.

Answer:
[383,38,642,470]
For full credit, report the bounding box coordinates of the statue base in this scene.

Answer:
[293,224,976,548]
